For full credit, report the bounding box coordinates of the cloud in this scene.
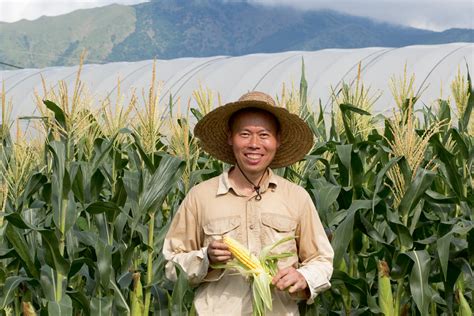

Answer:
[0,0,149,23]
[1,0,472,31]
[250,0,474,31]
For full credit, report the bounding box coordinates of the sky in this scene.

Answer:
[0,0,473,31]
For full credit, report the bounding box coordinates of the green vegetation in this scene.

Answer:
[0,62,473,315]
[0,4,136,68]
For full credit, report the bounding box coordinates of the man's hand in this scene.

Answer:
[272,267,308,294]
[207,239,232,264]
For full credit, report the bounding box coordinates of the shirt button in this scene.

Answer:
[249,224,255,230]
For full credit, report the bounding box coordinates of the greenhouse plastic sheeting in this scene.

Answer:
[1,42,473,125]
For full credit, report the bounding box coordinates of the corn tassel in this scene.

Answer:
[378,260,395,316]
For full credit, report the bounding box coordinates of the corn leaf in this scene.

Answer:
[67,290,91,316]
[310,178,341,223]
[331,200,372,267]
[331,270,379,313]
[259,236,296,260]
[406,250,431,315]
[336,144,352,171]
[372,156,401,211]
[96,239,113,289]
[5,224,39,278]
[139,154,185,217]
[339,103,371,144]
[398,168,436,217]
[48,295,73,316]
[461,66,473,130]
[0,276,31,309]
[44,100,67,131]
[436,232,453,281]
[170,264,192,315]
[3,212,35,230]
[429,135,465,200]
[90,296,113,316]
[299,57,308,108]
[39,230,70,275]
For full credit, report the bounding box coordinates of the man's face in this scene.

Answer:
[228,110,280,177]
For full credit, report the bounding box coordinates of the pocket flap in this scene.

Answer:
[203,216,241,235]
[261,213,297,232]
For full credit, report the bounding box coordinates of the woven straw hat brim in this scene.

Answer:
[194,99,313,168]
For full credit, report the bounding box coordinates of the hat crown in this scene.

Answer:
[238,91,276,107]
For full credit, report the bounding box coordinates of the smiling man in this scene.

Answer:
[163,91,334,315]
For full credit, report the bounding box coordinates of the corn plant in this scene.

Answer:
[0,61,472,316]
[300,66,473,315]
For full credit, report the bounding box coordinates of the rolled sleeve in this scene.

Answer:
[163,190,206,285]
[297,265,332,303]
[163,188,226,286]
[296,192,334,303]
[163,246,209,285]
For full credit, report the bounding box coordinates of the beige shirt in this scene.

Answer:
[163,168,334,315]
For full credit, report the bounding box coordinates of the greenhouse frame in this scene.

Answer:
[1,42,473,123]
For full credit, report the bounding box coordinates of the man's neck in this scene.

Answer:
[228,167,267,193]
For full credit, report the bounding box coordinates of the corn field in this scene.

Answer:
[0,61,473,315]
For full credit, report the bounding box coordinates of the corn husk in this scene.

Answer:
[378,260,394,316]
[212,236,295,316]
[130,272,144,316]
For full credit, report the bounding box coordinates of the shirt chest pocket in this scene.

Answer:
[261,213,297,252]
[202,216,241,246]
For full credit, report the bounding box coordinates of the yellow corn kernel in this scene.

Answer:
[223,236,262,271]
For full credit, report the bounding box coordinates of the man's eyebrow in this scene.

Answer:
[237,127,272,132]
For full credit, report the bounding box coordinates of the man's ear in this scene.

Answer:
[276,132,281,148]
[227,130,233,146]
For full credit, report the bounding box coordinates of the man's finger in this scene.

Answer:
[271,267,291,284]
[288,285,297,293]
[212,249,231,257]
[214,255,232,261]
[288,280,304,293]
[275,275,293,290]
[210,240,229,250]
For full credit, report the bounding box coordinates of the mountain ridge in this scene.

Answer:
[0,1,472,69]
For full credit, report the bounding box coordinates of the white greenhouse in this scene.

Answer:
[1,42,473,130]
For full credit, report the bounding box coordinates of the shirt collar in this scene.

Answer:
[217,167,279,196]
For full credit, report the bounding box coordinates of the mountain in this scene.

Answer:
[0,0,472,69]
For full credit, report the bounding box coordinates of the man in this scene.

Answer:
[163,91,334,315]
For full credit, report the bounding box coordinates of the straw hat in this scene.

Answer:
[194,91,313,168]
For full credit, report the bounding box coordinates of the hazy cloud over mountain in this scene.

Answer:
[251,0,474,31]
[1,0,472,32]
[0,0,147,23]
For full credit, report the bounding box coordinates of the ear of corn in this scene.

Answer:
[21,301,37,316]
[223,236,263,272]
[222,236,272,315]
[378,260,395,316]
[457,288,472,316]
[130,272,143,316]
[219,236,295,316]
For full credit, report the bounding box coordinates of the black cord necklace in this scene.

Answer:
[235,163,267,201]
